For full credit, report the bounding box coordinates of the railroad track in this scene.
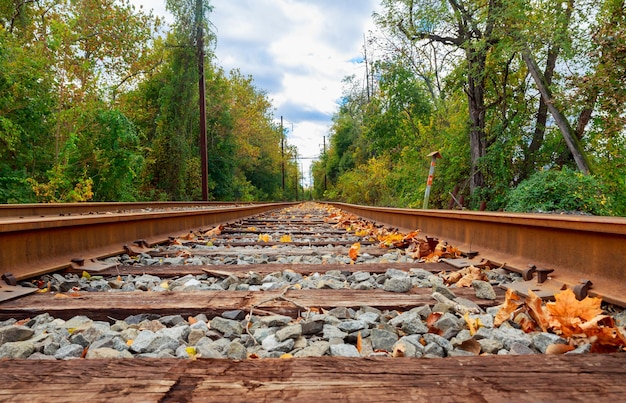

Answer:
[0,202,624,402]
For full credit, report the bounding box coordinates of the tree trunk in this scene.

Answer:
[521,48,591,175]
[467,48,487,194]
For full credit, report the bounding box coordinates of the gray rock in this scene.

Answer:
[129,330,157,353]
[472,280,497,300]
[253,327,277,343]
[477,338,503,354]
[355,311,380,325]
[159,315,186,327]
[433,285,457,300]
[493,326,533,349]
[352,272,371,282]
[337,320,368,333]
[385,268,408,278]
[158,326,190,342]
[509,342,536,355]
[0,340,35,358]
[43,342,61,355]
[261,334,294,352]
[383,277,412,293]
[27,352,57,360]
[259,315,292,327]
[410,305,432,319]
[432,303,453,313]
[187,328,206,345]
[226,341,248,359]
[409,268,433,279]
[62,315,93,330]
[301,320,324,335]
[322,325,348,340]
[330,343,360,357]
[69,333,90,348]
[423,333,453,353]
[433,312,463,334]
[276,324,302,341]
[222,310,246,321]
[196,344,225,358]
[210,317,243,337]
[423,342,445,357]
[392,340,418,357]
[294,340,330,357]
[370,328,398,352]
[0,325,34,343]
[401,317,426,334]
[54,343,84,359]
[455,297,482,313]
[399,335,425,356]
[86,348,133,359]
[532,332,568,354]
[327,307,353,319]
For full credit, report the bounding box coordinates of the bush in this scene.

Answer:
[504,167,613,215]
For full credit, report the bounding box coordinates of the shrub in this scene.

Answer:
[504,167,613,215]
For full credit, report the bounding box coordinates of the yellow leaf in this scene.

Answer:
[116,275,123,282]
[279,234,292,243]
[160,281,170,290]
[185,346,197,358]
[127,339,134,346]
[247,227,257,231]
[280,353,293,359]
[463,312,483,336]
[81,271,91,280]
[258,234,271,242]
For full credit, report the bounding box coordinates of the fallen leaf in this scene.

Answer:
[188,316,198,325]
[463,312,483,336]
[247,353,260,359]
[81,271,91,280]
[494,288,522,327]
[545,344,575,354]
[203,224,224,237]
[546,289,603,337]
[349,242,360,261]
[258,234,271,242]
[280,353,293,359]
[392,342,406,357]
[127,339,134,346]
[116,275,123,282]
[356,331,362,353]
[279,234,293,243]
[180,231,195,240]
[525,289,550,332]
[457,338,481,355]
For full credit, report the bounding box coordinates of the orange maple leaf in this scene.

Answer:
[546,288,603,337]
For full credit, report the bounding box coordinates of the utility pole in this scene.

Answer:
[196,0,208,201]
[280,116,285,195]
[364,34,370,102]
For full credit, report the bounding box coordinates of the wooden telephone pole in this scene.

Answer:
[197,0,209,201]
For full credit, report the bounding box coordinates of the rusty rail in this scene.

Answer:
[0,201,255,218]
[0,203,296,281]
[331,203,626,306]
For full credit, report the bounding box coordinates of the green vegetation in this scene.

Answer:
[312,0,626,216]
[0,0,298,203]
[1,1,624,215]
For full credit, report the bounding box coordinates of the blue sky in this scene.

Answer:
[130,0,381,185]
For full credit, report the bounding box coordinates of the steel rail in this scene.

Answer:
[331,203,626,306]
[0,202,297,281]
[0,201,256,218]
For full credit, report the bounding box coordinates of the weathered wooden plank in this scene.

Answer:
[0,355,624,402]
[0,288,503,321]
[66,262,455,278]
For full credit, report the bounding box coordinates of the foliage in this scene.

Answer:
[504,167,614,215]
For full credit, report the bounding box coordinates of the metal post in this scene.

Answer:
[197,0,208,201]
[423,151,442,209]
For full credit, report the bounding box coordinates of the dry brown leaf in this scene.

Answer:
[392,342,406,357]
[203,225,224,237]
[356,331,363,353]
[545,344,575,354]
[526,289,550,332]
[457,338,481,355]
[456,266,485,287]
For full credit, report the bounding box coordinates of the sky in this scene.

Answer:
[129,0,381,186]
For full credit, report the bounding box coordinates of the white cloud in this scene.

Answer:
[129,0,380,187]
